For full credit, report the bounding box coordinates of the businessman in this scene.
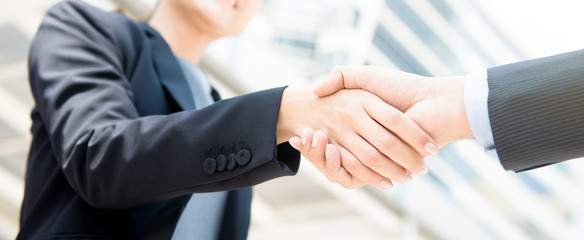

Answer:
[294,49,584,173]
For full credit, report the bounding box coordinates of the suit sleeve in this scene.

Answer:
[487,49,584,172]
[28,1,299,209]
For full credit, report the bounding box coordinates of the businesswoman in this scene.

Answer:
[18,0,436,239]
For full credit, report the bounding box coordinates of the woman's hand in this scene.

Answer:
[276,87,437,189]
[289,128,369,189]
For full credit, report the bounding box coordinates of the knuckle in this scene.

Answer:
[409,157,424,169]
[331,66,344,75]
[326,176,337,184]
[343,158,360,172]
[379,134,397,151]
[395,169,409,181]
[344,182,358,189]
[335,107,354,122]
[323,119,339,135]
[308,148,321,160]
[385,112,404,126]
[398,149,424,170]
[340,182,352,189]
[341,110,354,122]
[325,170,337,182]
[361,150,381,167]
[301,145,310,154]
[349,178,365,189]
[382,141,400,158]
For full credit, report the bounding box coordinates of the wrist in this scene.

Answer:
[276,86,316,144]
[414,76,472,147]
[433,76,474,141]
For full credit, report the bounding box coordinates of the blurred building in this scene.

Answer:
[208,0,584,239]
[1,0,584,239]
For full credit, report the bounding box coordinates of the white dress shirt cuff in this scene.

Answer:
[464,69,495,149]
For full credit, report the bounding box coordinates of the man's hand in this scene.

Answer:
[276,86,438,189]
[314,66,474,148]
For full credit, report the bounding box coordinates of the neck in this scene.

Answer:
[148,3,215,64]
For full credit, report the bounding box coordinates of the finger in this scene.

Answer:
[314,66,383,97]
[290,132,314,160]
[336,144,393,189]
[290,136,314,165]
[300,129,336,182]
[309,130,328,172]
[301,128,315,147]
[363,96,438,159]
[309,131,368,188]
[324,144,366,188]
[312,130,328,148]
[324,144,341,177]
[289,136,301,150]
[309,131,335,181]
[339,130,413,183]
[358,99,432,176]
[333,131,401,186]
[314,66,346,97]
[354,114,426,177]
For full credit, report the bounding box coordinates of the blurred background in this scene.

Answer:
[2,0,584,239]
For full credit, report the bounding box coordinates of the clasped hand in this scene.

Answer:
[284,66,473,189]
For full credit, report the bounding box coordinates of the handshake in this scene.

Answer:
[277,66,474,190]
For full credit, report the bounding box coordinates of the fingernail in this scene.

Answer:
[416,167,428,176]
[301,128,310,145]
[289,137,300,150]
[380,180,393,189]
[325,145,331,160]
[425,143,439,156]
[403,174,413,183]
[312,136,318,147]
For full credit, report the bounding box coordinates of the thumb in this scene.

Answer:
[313,67,346,97]
[314,66,375,97]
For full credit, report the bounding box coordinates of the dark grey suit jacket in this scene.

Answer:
[18,1,299,239]
[488,50,584,172]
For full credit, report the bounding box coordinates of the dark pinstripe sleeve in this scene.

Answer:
[487,49,584,172]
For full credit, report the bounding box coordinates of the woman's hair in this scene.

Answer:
[112,0,156,21]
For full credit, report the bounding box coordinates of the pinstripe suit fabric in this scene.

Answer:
[488,50,584,172]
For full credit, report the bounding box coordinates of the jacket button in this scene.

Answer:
[216,154,227,171]
[236,149,251,166]
[203,158,217,175]
[227,153,237,170]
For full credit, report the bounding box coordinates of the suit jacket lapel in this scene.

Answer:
[140,23,196,111]
[138,24,250,240]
